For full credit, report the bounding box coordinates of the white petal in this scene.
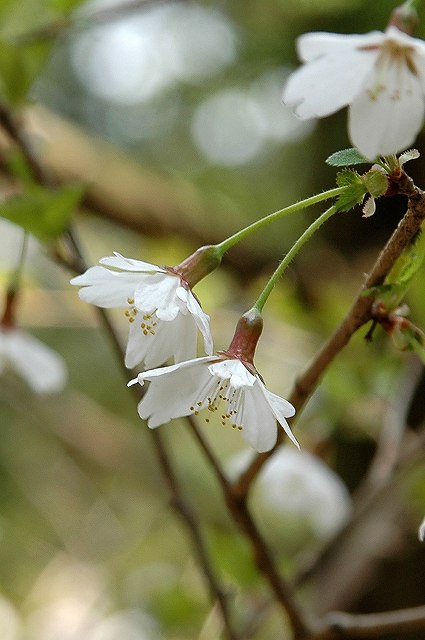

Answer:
[137,358,215,427]
[1,329,67,394]
[237,383,279,452]
[100,252,164,273]
[172,312,198,363]
[296,30,385,63]
[137,356,215,381]
[349,59,425,158]
[125,312,199,369]
[362,196,376,218]
[182,288,213,355]
[71,266,143,307]
[258,380,299,448]
[384,26,425,53]
[134,273,181,320]
[283,33,380,119]
[209,359,256,388]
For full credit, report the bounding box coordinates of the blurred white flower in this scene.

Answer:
[71,252,214,369]
[0,327,67,394]
[419,515,425,542]
[283,26,425,159]
[255,448,352,539]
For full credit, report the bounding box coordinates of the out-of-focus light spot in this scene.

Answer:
[191,90,265,166]
[87,610,158,640]
[71,3,237,105]
[191,70,316,166]
[103,98,181,144]
[249,68,316,143]
[0,596,21,640]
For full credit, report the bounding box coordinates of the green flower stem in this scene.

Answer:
[253,204,338,313]
[214,187,347,256]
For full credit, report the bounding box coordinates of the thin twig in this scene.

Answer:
[0,104,238,640]
[311,605,425,639]
[184,416,313,639]
[354,355,423,502]
[234,175,425,497]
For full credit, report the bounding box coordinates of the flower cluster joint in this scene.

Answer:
[129,309,298,453]
[283,25,425,159]
[70,247,222,369]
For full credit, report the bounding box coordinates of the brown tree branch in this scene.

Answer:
[184,416,313,639]
[233,174,425,497]
[312,605,425,639]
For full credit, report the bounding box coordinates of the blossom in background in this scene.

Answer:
[0,326,67,394]
[129,310,297,452]
[71,249,220,369]
[419,515,425,542]
[256,448,352,540]
[282,26,425,159]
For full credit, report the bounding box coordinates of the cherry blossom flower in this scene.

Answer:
[282,26,425,159]
[0,327,67,394]
[71,247,220,369]
[129,310,297,452]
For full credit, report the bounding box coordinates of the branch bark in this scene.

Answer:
[233,174,425,497]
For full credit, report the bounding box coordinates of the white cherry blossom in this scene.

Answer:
[70,252,213,369]
[0,326,67,394]
[129,355,297,453]
[283,26,425,159]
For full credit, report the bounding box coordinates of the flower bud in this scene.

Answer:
[223,308,263,368]
[388,1,418,35]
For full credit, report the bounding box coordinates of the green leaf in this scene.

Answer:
[326,148,370,167]
[0,0,86,39]
[0,0,87,105]
[0,38,50,105]
[0,183,85,242]
[335,170,367,212]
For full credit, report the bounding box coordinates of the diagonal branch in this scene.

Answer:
[184,416,313,639]
[233,174,425,497]
[312,604,425,639]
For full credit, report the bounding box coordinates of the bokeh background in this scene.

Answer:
[0,0,425,638]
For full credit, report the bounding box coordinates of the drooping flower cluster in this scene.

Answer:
[72,249,298,452]
[283,25,425,159]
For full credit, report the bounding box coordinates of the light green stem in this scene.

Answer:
[215,187,347,255]
[254,204,338,312]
